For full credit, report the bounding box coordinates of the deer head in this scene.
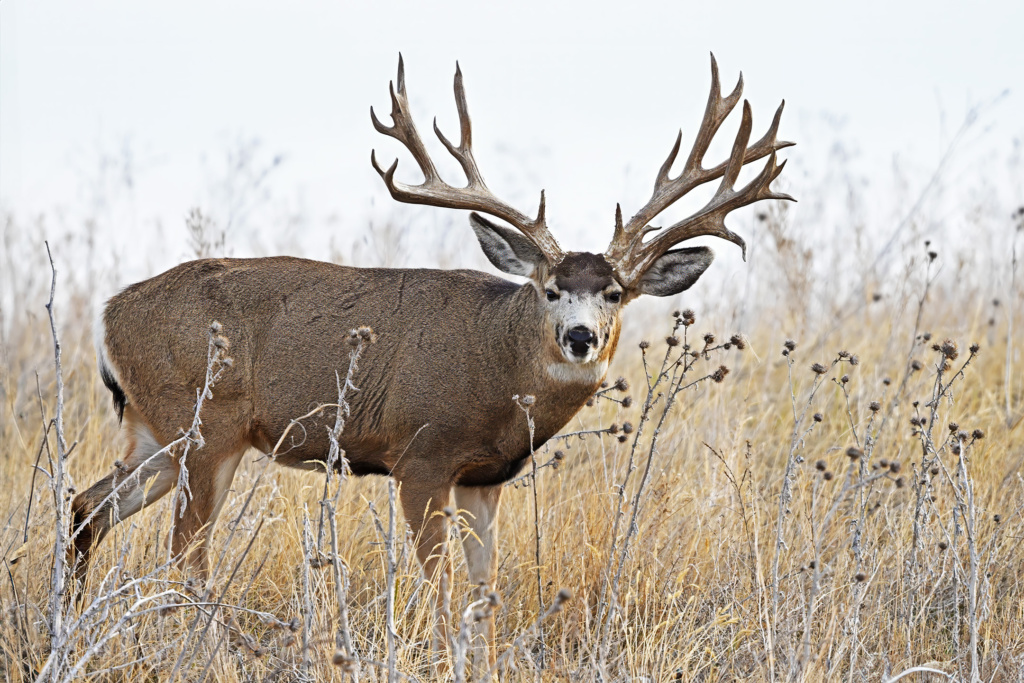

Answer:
[371,54,793,369]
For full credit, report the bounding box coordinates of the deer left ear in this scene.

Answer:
[637,246,715,297]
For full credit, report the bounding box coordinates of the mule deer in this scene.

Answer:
[71,54,791,668]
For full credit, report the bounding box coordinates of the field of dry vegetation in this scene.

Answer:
[1,167,1022,682]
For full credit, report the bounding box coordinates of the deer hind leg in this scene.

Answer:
[398,479,454,663]
[70,407,178,582]
[454,484,502,676]
[169,443,245,582]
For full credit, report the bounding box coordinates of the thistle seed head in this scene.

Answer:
[937,339,959,360]
[811,363,828,375]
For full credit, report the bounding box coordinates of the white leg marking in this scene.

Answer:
[454,485,502,673]
[115,420,177,521]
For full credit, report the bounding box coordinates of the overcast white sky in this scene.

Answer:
[1,0,1022,278]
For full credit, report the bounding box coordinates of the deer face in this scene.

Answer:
[540,252,622,365]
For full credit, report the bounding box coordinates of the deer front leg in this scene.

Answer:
[454,484,502,675]
[398,479,454,664]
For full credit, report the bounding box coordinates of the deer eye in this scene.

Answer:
[606,291,622,304]
[545,289,559,302]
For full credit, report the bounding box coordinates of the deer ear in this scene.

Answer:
[637,246,715,297]
[469,213,547,277]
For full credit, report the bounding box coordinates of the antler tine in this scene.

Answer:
[606,55,794,286]
[432,63,485,190]
[370,56,563,263]
[680,54,745,180]
[370,55,440,185]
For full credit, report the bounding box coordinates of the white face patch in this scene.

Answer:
[546,289,615,364]
[546,359,608,384]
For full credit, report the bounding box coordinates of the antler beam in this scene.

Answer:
[605,54,794,286]
[371,55,564,264]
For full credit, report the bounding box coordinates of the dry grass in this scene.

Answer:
[1,207,1022,682]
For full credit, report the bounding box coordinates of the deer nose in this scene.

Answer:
[566,326,596,356]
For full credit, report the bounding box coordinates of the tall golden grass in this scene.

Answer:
[1,206,1022,681]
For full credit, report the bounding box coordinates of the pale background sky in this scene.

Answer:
[1,0,1022,285]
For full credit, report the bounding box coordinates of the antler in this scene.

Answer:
[371,55,564,264]
[605,54,795,286]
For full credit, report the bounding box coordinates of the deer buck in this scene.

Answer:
[71,54,791,669]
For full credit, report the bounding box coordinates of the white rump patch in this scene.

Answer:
[546,359,608,384]
[93,309,121,386]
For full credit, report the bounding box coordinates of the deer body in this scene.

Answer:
[98,255,612,486]
[72,55,791,673]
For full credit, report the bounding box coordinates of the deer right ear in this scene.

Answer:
[469,213,547,278]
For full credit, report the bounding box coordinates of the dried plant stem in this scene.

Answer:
[386,479,399,683]
[42,242,72,683]
[515,395,545,672]
[300,508,315,676]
